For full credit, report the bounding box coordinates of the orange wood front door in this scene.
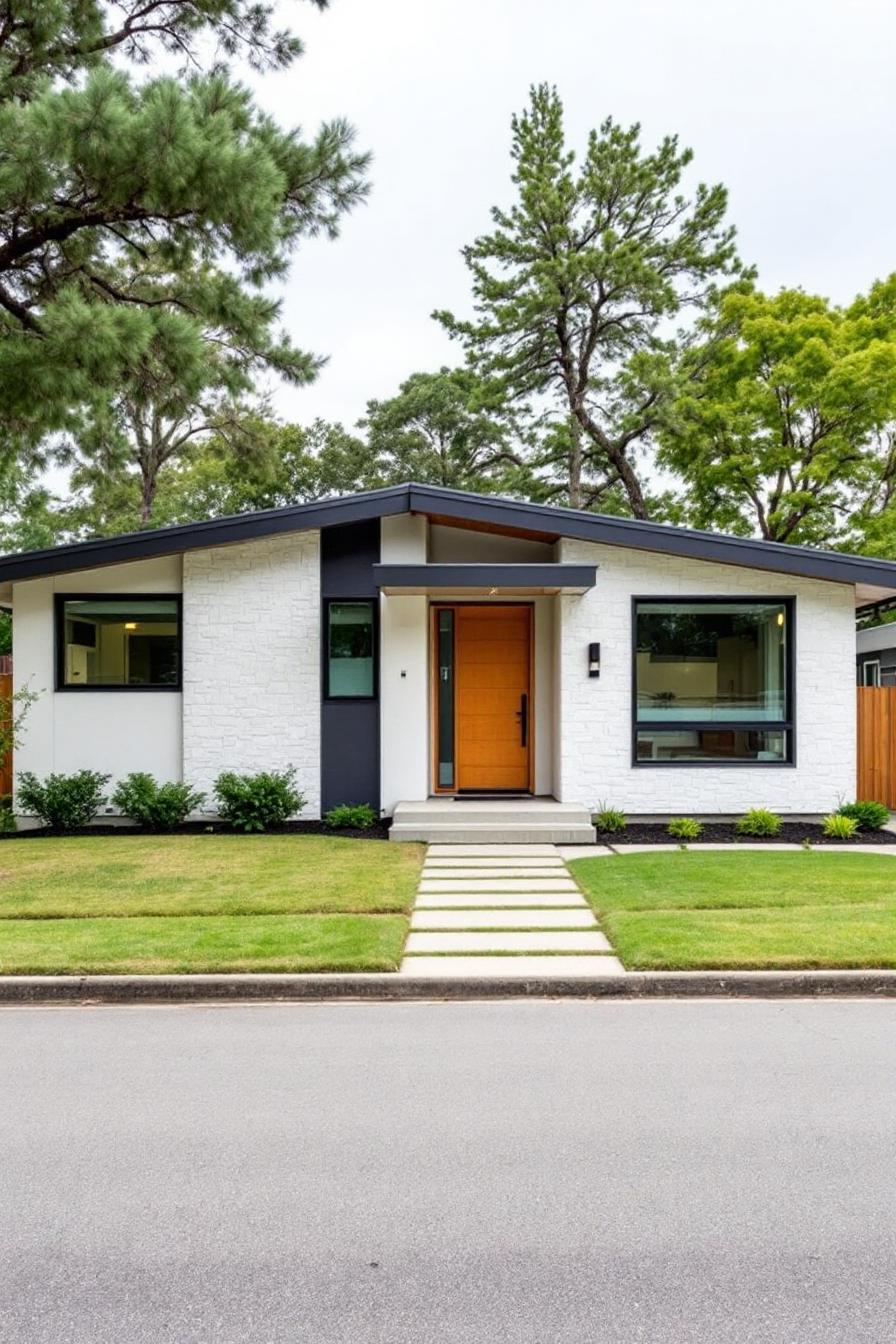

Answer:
[454,605,532,792]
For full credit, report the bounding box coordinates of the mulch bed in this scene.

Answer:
[0,819,393,842]
[597,822,896,847]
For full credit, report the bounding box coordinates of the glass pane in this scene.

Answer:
[62,600,179,687]
[635,601,788,722]
[437,609,454,788]
[328,601,375,697]
[862,661,880,687]
[635,729,789,763]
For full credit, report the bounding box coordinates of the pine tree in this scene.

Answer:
[436,84,742,515]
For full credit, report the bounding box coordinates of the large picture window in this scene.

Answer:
[633,598,793,764]
[325,600,376,698]
[57,596,181,689]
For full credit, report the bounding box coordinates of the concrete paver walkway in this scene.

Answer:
[400,843,624,977]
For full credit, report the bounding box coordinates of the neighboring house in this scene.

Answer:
[2,483,896,841]
[856,622,896,687]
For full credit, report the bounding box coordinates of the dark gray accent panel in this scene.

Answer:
[320,521,380,813]
[372,562,597,591]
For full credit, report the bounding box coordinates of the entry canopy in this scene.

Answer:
[372,563,597,596]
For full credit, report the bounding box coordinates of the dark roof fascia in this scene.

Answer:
[372,563,598,591]
[0,485,413,584]
[407,484,896,590]
[3,478,896,592]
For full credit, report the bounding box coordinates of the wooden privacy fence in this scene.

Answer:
[857,687,896,808]
[0,672,11,798]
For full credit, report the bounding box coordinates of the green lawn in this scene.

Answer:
[0,834,423,974]
[0,834,422,917]
[571,850,896,970]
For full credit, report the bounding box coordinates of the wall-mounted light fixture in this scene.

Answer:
[588,642,601,678]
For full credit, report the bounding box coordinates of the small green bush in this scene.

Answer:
[17,770,110,831]
[112,773,205,830]
[735,808,783,838]
[324,803,378,830]
[0,794,13,833]
[837,800,890,831]
[594,803,627,834]
[213,767,305,833]
[667,816,703,841]
[822,813,859,840]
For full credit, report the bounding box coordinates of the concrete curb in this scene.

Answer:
[1,970,896,1003]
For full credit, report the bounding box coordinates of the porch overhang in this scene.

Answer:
[372,562,598,596]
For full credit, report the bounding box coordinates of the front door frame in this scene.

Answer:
[429,600,535,796]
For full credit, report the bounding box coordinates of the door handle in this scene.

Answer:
[516,693,528,748]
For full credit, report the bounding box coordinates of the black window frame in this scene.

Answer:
[323,597,378,702]
[630,595,796,768]
[55,593,183,692]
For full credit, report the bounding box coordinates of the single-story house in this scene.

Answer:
[856,622,896,687]
[2,482,896,841]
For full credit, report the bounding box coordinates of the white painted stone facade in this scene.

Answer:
[554,538,857,814]
[182,533,321,816]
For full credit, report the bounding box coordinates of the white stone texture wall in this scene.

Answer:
[555,539,856,814]
[183,533,321,815]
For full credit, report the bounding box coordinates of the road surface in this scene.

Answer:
[1,1000,894,1342]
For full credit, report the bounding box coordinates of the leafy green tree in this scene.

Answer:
[0,1,368,458]
[0,609,9,656]
[154,418,377,523]
[436,84,742,514]
[361,368,528,494]
[661,285,896,544]
[0,459,60,553]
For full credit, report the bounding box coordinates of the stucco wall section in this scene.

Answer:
[182,533,321,815]
[12,556,183,803]
[556,539,856,814]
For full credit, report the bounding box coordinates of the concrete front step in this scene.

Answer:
[390,801,596,845]
[415,891,589,908]
[411,908,598,930]
[392,825,597,844]
[400,955,626,977]
[405,930,613,953]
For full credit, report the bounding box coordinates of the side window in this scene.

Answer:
[58,597,181,688]
[326,600,376,698]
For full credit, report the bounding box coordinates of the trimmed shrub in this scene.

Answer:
[594,803,627,835]
[17,770,110,831]
[112,773,205,830]
[324,803,378,830]
[667,816,703,841]
[735,808,783,838]
[822,813,859,840]
[837,800,890,832]
[213,768,305,833]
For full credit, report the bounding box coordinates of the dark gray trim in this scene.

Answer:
[0,486,411,583]
[3,480,896,592]
[630,595,795,768]
[372,562,597,591]
[54,593,183,692]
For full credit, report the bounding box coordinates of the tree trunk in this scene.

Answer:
[567,414,583,509]
[139,467,156,525]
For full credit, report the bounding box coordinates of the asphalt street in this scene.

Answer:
[1,999,894,1343]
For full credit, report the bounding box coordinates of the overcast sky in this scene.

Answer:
[248,0,894,428]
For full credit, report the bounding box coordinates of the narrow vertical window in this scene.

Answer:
[326,600,376,698]
[437,608,455,788]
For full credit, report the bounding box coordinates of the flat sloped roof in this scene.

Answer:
[1,482,895,599]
